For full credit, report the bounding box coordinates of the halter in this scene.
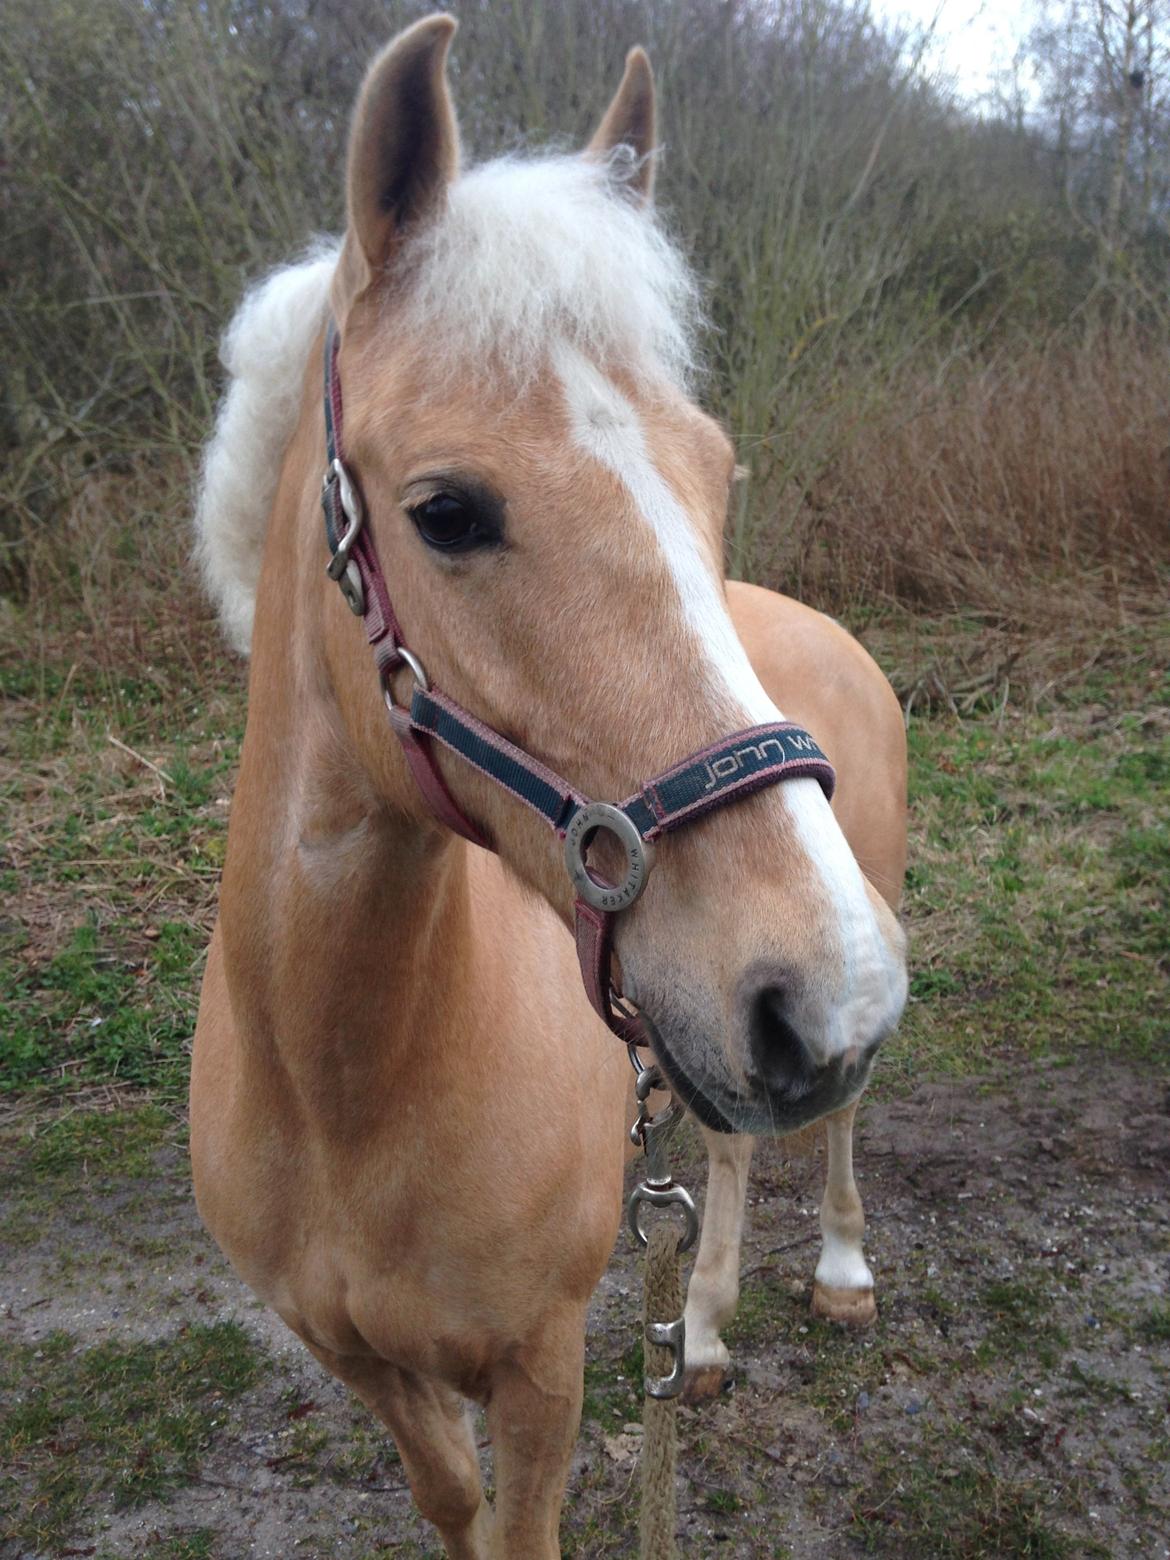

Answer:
[320,321,835,1054]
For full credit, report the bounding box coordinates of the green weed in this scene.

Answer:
[849,1454,1097,1558]
[1,918,202,1095]
[0,1322,267,1550]
[28,1103,172,1178]
[1137,1304,1170,1343]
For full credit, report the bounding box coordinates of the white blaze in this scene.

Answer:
[555,343,902,1053]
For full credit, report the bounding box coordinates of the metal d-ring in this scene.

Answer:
[564,801,655,913]
[381,647,430,714]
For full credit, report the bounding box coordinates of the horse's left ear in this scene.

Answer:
[586,47,657,205]
[334,13,460,316]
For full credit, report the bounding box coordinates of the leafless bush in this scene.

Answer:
[1,0,1167,620]
[762,327,1170,618]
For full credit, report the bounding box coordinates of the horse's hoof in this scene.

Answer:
[811,1281,877,1327]
[681,1363,732,1403]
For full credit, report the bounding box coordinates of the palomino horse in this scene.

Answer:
[191,16,908,1555]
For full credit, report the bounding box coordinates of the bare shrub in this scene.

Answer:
[761,327,1170,621]
[1,0,1167,623]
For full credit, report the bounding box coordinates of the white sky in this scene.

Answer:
[872,0,1039,106]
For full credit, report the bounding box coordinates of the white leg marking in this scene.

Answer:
[683,1130,754,1372]
[814,1106,874,1293]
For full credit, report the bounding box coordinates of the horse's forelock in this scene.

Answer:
[195,155,701,653]
[397,152,703,391]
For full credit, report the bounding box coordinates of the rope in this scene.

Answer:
[640,1220,682,1560]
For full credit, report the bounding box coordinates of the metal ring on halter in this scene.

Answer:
[564,801,655,913]
[381,647,430,713]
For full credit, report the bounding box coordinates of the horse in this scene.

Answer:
[190,16,908,1556]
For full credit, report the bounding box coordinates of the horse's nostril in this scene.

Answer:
[749,984,817,1101]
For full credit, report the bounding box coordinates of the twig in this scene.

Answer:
[741,1231,819,1278]
[106,732,174,796]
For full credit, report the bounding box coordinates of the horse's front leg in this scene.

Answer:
[486,1303,586,1558]
[811,1098,877,1325]
[305,1345,492,1560]
[681,1126,754,1400]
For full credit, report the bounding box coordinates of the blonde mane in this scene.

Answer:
[194,153,702,654]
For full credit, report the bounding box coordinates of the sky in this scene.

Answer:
[871,0,1040,106]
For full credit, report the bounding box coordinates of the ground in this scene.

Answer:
[2,1062,1168,1557]
[2,583,1168,1558]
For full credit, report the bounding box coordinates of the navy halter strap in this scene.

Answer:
[319,320,836,1049]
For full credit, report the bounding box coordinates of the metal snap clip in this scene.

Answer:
[564,802,655,913]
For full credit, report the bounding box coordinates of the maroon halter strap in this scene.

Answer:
[319,322,836,1053]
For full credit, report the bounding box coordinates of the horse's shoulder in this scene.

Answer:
[726,579,893,705]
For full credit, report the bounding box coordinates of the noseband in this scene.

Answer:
[320,322,835,1053]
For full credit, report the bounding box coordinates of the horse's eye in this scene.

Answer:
[408,492,498,553]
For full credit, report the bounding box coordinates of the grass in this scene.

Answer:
[1138,1304,1170,1343]
[871,613,1170,1093]
[582,1342,645,1433]
[1,529,242,1104]
[0,1323,266,1551]
[976,1279,1068,1367]
[848,1447,1103,1559]
[25,1101,174,1178]
[2,918,207,1094]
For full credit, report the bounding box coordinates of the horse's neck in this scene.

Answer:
[220,502,469,1130]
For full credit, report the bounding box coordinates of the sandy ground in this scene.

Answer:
[2,1058,1168,1558]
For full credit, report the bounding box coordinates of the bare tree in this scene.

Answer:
[1028,0,1169,266]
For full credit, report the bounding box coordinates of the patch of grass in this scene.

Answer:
[582,1341,643,1433]
[1062,1359,1141,1405]
[1,591,241,1104]
[0,918,203,1096]
[976,1279,1067,1365]
[1137,1303,1170,1343]
[849,1452,1100,1558]
[703,1486,741,1514]
[329,1419,399,1486]
[0,1322,267,1551]
[724,1277,785,1349]
[877,627,1170,1087]
[25,1102,173,1178]
[94,1533,219,1560]
[147,1530,218,1560]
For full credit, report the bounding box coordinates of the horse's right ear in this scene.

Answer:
[333,14,460,318]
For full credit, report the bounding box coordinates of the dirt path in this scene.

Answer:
[3,1058,1168,1558]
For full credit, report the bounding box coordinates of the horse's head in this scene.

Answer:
[321,15,907,1133]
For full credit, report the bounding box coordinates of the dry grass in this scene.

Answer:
[758,330,1170,622]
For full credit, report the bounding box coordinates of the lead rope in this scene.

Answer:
[641,1221,682,1559]
[627,1051,697,1560]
